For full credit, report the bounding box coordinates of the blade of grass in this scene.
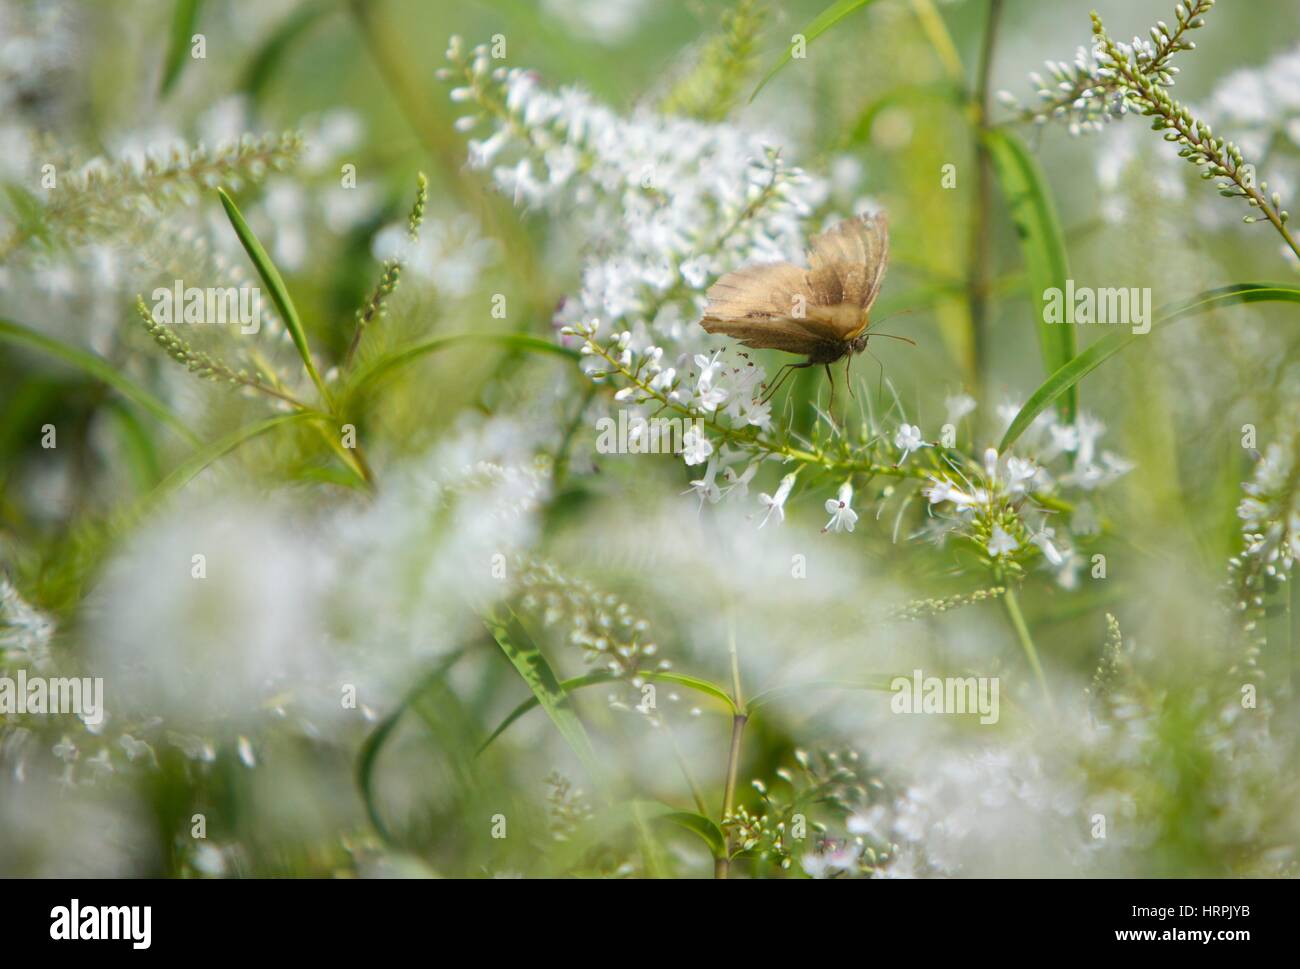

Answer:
[744,676,896,714]
[106,399,163,492]
[0,317,197,444]
[357,652,463,845]
[347,332,579,399]
[217,188,330,404]
[239,0,336,102]
[160,0,204,97]
[749,0,881,102]
[984,128,1075,422]
[483,608,604,787]
[477,669,736,755]
[145,410,322,506]
[1000,283,1300,452]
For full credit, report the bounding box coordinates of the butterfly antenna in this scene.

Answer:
[870,332,917,346]
[869,307,918,328]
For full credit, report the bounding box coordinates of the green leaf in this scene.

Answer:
[239,0,335,102]
[357,654,462,845]
[483,608,604,786]
[1000,283,1300,452]
[0,317,197,445]
[984,128,1076,423]
[749,0,880,102]
[217,188,329,403]
[146,411,321,506]
[745,676,896,714]
[106,399,163,492]
[649,806,726,859]
[161,0,204,97]
[347,332,579,400]
[476,668,736,755]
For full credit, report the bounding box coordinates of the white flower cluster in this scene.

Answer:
[0,575,54,667]
[997,1,1213,136]
[438,34,830,348]
[916,402,1131,587]
[1238,441,1300,578]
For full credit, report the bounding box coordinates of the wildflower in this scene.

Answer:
[687,457,722,508]
[923,477,977,508]
[680,425,713,466]
[758,473,796,528]
[945,393,977,426]
[823,482,859,533]
[893,424,927,464]
[987,525,1019,557]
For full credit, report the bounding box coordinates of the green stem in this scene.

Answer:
[967,0,1003,398]
[716,618,746,879]
[1002,584,1053,708]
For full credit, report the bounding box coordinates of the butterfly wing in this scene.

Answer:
[701,262,834,354]
[807,212,889,314]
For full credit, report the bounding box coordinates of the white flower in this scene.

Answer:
[945,392,977,426]
[893,424,927,464]
[723,461,759,499]
[680,425,713,466]
[694,380,727,413]
[823,482,859,533]
[923,476,977,508]
[1004,457,1038,495]
[987,525,1019,557]
[687,457,722,507]
[802,841,861,878]
[649,367,676,392]
[694,350,723,389]
[758,473,796,528]
[1029,527,1064,566]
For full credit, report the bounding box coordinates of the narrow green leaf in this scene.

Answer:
[651,671,738,713]
[476,668,735,755]
[984,128,1075,422]
[745,676,896,715]
[239,0,335,101]
[749,0,880,102]
[0,317,197,444]
[217,188,329,403]
[357,654,462,845]
[1000,283,1300,452]
[161,0,204,97]
[348,332,579,399]
[483,608,604,785]
[146,411,320,505]
[106,399,163,492]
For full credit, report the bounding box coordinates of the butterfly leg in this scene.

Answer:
[824,364,836,412]
[844,355,857,401]
[761,361,812,405]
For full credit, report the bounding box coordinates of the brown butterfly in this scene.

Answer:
[699,212,911,405]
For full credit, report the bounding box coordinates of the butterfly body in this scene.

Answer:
[698,213,897,401]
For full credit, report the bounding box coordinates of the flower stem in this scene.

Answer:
[1002,585,1053,708]
[716,618,747,879]
[967,0,1003,398]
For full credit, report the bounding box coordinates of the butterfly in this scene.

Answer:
[699,212,911,405]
